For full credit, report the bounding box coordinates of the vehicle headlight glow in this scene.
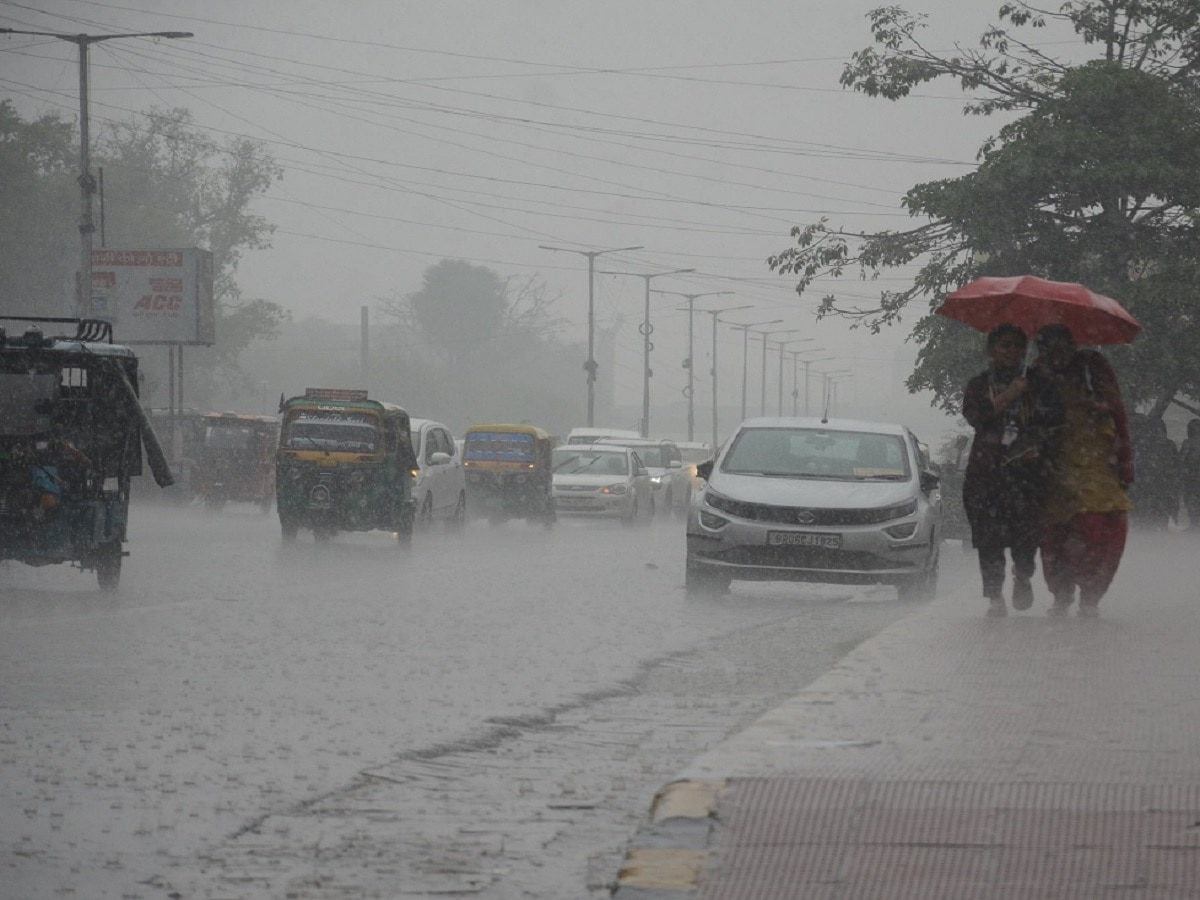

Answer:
[602,483,629,495]
[650,475,665,485]
[287,466,302,480]
[698,509,729,529]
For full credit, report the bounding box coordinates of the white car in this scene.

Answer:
[551,444,654,524]
[595,437,691,515]
[410,418,467,532]
[686,417,942,598]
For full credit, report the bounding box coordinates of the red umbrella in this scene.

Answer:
[936,275,1141,344]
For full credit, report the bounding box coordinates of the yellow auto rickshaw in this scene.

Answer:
[191,412,280,512]
[462,424,556,527]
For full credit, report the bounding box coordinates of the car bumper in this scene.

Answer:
[553,492,633,518]
[686,516,935,584]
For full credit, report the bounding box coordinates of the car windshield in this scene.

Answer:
[465,432,535,462]
[721,427,910,480]
[553,449,627,475]
[205,425,256,450]
[283,413,378,452]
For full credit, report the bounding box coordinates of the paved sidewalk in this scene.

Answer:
[613,533,1200,899]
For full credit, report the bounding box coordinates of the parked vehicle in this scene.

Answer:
[462,423,556,527]
[275,388,417,544]
[410,417,467,532]
[685,417,942,598]
[595,436,691,514]
[552,444,654,524]
[0,317,173,589]
[191,412,279,512]
[565,426,641,445]
[677,439,714,498]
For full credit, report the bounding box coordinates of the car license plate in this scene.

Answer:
[557,496,591,507]
[768,531,841,549]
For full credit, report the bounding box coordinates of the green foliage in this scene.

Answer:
[770,1,1200,415]
[0,102,285,408]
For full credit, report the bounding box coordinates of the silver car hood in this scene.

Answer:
[706,471,915,509]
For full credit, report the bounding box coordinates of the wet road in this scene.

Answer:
[0,501,961,898]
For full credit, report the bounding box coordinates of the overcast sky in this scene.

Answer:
[1,1,1086,439]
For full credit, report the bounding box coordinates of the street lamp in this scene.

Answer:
[727,319,781,421]
[698,305,751,447]
[771,338,814,415]
[797,353,833,416]
[826,373,855,416]
[654,291,733,441]
[600,267,695,437]
[0,28,194,316]
[758,328,801,415]
[539,243,643,426]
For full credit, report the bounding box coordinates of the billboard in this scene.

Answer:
[87,248,215,345]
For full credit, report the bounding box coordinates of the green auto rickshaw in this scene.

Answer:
[275,388,417,544]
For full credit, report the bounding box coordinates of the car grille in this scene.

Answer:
[705,492,913,526]
[699,545,911,572]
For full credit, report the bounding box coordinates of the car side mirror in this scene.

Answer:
[429,451,451,466]
[696,459,713,481]
[919,469,940,494]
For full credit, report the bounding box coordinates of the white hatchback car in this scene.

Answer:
[685,417,942,598]
[595,437,691,515]
[409,418,467,532]
[551,444,654,524]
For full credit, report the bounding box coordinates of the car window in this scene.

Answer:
[722,427,910,480]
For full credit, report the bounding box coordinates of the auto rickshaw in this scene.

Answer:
[462,423,556,527]
[0,317,173,589]
[275,388,417,544]
[191,412,280,512]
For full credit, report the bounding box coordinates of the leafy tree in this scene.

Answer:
[768,2,1200,417]
[0,100,77,314]
[0,102,286,405]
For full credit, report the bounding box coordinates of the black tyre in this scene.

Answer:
[622,498,638,527]
[417,494,434,531]
[898,551,939,602]
[280,519,299,542]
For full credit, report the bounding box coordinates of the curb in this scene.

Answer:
[612,778,728,898]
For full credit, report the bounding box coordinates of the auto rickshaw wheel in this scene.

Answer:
[314,527,334,543]
[396,517,414,547]
[417,494,434,531]
[280,519,299,542]
[96,545,122,591]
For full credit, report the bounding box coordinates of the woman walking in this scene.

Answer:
[962,324,1064,617]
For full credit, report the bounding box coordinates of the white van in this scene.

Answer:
[565,427,642,445]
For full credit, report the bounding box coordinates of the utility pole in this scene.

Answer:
[758,328,800,415]
[600,268,694,437]
[1,28,193,316]
[654,291,732,442]
[539,243,643,426]
[727,319,781,421]
[773,338,813,415]
[798,353,833,416]
[698,305,750,447]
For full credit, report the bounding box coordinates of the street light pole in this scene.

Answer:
[600,268,694,437]
[654,291,733,441]
[818,368,853,416]
[772,338,813,415]
[539,243,643,427]
[795,352,832,416]
[727,319,781,421]
[1,28,193,316]
[698,305,751,447]
[759,329,801,415]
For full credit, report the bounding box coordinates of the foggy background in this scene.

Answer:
[0,1,1088,446]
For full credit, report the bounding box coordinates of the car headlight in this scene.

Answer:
[650,475,665,485]
[286,466,302,480]
[698,509,729,530]
[602,483,629,495]
[349,469,366,485]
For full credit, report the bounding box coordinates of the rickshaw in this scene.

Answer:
[191,412,280,512]
[275,388,417,544]
[0,317,173,589]
[462,424,556,527]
